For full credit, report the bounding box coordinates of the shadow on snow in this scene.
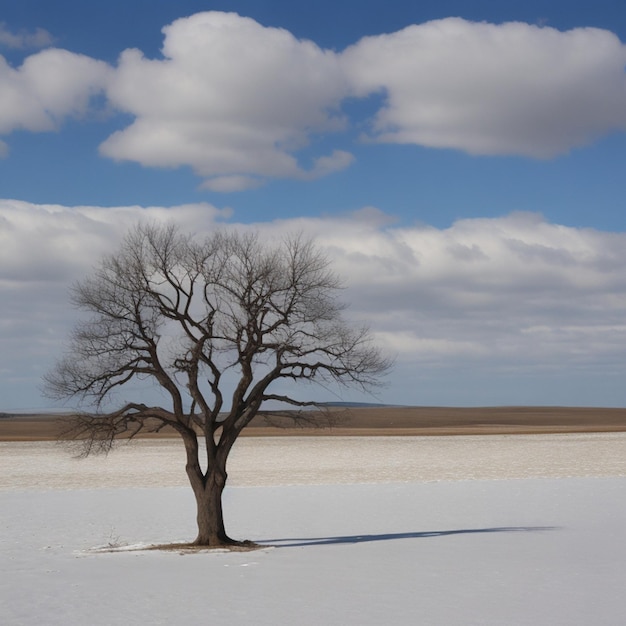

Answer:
[261,526,559,548]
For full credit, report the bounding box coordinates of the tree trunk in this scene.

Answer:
[184,430,254,548]
[192,470,233,546]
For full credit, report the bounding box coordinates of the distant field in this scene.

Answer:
[2,406,626,441]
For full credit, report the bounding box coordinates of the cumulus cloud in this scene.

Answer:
[87,14,626,174]
[342,18,626,157]
[0,49,111,135]
[101,12,352,187]
[3,14,626,186]
[0,22,54,50]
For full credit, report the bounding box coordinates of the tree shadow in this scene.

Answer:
[261,526,559,548]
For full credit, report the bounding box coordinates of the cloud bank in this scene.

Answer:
[2,13,626,183]
[2,200,626,408]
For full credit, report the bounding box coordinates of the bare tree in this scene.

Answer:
[45,224,390,547]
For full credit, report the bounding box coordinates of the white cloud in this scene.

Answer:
[0,22,54,50]
[101,12,350,187]
[373,332,486,358]
[200,175,266,193]
[3,14,626,184]
[342,18,626,157]
[249,209,626,369]
[3,201,626,407]
[0,49,111,134]
[302,149,355,180]
[0,200,234,409]
[0,200,230,283]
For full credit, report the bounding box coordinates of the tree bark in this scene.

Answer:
[192,469,233,546]
[181,428,251,547]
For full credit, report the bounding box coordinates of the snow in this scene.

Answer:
[2,434,626,625]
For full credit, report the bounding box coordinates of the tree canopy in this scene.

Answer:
[45,223,391,545]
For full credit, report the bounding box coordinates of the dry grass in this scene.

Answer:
[2,406,626,442]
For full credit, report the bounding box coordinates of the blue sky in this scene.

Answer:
[2,0,626,410]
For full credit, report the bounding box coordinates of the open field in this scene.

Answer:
[2,435,626,625]
[2,405,626,441]
[2,433,626,489]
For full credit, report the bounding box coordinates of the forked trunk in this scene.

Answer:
[193,472,233,546]
[184,431,255,548]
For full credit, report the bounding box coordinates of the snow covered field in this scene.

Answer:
[2,434,626,625]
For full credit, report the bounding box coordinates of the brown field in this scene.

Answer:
[2,406,626,441]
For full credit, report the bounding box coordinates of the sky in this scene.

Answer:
[2,0,626,410]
